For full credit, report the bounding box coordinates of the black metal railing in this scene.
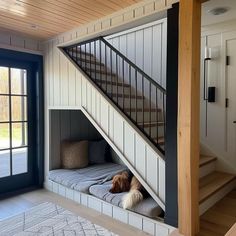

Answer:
[62,37,166,154]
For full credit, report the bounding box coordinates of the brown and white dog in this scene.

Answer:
[109,171,148,209]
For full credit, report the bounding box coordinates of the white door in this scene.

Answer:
[226,38,236,162]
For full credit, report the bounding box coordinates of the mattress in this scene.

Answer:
[49,163,127,193]
[89,181,163,218]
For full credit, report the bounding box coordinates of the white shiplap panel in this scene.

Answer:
[68,62,76,107]
[81,79,87,108]
[113,111,124,152]
[49,41,54,106]
[161,20,167,88]
[124,123,135,165]
[86,83,92,114]
[159,159,165,202]
[53,39,61,106]
[146,147,159,194]
[60,51,69,106]
[128,212,143,230]
[106,19,167,87]
[108,106,114,141]
[0,31,10,45]
[113,207,128,224]
[75,71,82,107]
[100,98,109,134]
[95,92,101,125]
[10,35,25,48]
[135,135,146,179]
[91,87,96,118]
[24,38,39,51]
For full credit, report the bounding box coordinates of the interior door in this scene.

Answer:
[0,63,36,193]
[226,39,236,162]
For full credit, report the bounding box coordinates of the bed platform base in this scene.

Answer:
[45,180,175,236]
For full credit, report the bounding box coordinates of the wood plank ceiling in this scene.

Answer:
[0,0,142,40]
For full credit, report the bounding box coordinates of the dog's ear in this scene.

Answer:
[123,178,130,192]
[110,181,119,193]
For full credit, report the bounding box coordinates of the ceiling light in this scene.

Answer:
[208,7,229,16]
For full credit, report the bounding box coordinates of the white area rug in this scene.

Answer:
[0,202,117,236]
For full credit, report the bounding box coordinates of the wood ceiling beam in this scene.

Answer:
[178,0,201,235]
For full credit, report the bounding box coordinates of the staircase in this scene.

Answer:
[199,155,236,215]
[61,37,166,154]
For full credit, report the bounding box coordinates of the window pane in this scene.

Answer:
[12,148,27,175]
[0,67,9,94]
[11,96,27,121]
[0,123,10,149]
[0,150,10,177]
[0,96,9,122]
[12,122,27,148]
[11,68,27,95]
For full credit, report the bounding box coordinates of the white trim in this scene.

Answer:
[45,180,175,236]
[0,43,43,55]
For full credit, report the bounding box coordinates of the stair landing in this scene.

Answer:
[198,189,236,236]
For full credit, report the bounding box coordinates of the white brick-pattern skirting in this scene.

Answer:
[45,180,175,236]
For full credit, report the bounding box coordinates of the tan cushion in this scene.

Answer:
[61,140,89,169]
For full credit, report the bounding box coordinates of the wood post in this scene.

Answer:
[178,0,201,235]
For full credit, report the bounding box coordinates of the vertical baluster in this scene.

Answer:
[156,87,159,145]
[75,46,78,65]
[89,42,92,77]
[129,65,131,116]
[122,59,125,110]
[99,40,102,87]
[135,70,137,123]
[94,41,97,83]
[80,45,82,68]
[105,44,107,92]
[110,50,113,97]
[142,75,144,130]
[149,82,152,137]
[116,55,118,104]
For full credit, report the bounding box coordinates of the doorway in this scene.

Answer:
[0,49,44,194]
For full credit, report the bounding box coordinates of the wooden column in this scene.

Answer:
[178,0,201,235]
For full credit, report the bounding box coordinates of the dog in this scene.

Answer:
[109,170,148,209]
[109,171,130,193]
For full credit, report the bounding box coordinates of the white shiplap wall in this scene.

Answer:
[44,29,166,210]
[0,30,42,54]
[106,19,167,88]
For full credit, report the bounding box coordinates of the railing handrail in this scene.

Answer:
[64,36,166,94]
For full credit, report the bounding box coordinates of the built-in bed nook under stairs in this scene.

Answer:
[46,110,173,235]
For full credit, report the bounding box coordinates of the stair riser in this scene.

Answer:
[116,97,156,111]
[199,162,216,179]
[199,179,236,216]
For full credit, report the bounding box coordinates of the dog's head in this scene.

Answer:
[109,171,130,193]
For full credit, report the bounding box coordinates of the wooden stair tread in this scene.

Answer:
[86,68,116,76]
[154,136,165,145]
[99,80,130,87]
[108,93,144,99]
[138,121,164,127]
[199,171,236,203]
[200,155,217,167]
[124,108,161,113]
[226,223,236,236]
